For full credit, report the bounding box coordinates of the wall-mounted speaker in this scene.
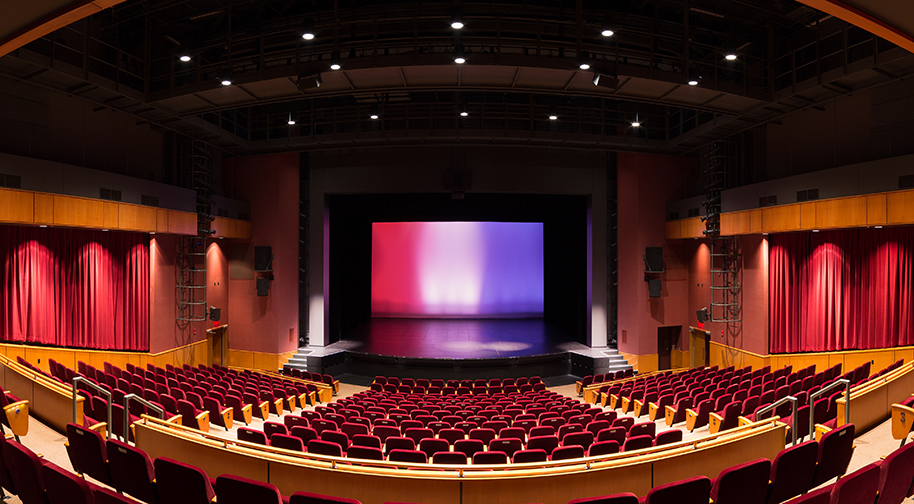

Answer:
[648,278,661,298]
[256,278,270,296]
[645,247,663,272]
[254,246,273,271]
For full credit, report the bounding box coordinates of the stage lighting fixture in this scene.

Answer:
[454,43,465,64]
[601,15,614,37]
[451,7,464,29]
[631,113,641,127]
[592,73,619,89]
[330,51,341,70]
[370,104,379,120]
[301,19,315,40]
[725,53,738,61]
[179,54,191,62]
[579,50,591,70]
[288,112,295,125]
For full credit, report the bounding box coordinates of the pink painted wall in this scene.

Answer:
[149,235,229,354]
[686,236,769,355]
[617,152,693,357]
[222,153,300,355]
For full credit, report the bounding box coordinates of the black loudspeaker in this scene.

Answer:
[209,307,221,322]
[256,278,270,296]
[696,307,709,323]
[254,246,272,271]
[645,247,663,272]
[648,278,661,298]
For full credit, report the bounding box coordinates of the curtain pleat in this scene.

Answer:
[0,226,148,351]
[770,228,914,353]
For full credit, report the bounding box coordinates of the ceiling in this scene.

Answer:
[2,0,914,156]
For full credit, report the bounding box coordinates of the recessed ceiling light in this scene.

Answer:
[179,55,191,62]
[725,53,738,61]
[549,115,558,121]
[221,79,232,86]
[302,19,315,40]
[460,111,468,117]
[812,229,819,233]
[451,7,464,29]
[688,79,699,86]
[39,225,48,228]
[330,51,341,70]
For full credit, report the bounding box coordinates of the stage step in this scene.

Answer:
[282,348,314,372]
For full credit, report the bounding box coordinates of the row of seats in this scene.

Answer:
[575,368,635,393]
[6,426,358,504]
[575,428,914,504]
[367,375,547,395]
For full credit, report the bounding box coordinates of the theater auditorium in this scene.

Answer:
[1,1,914,503]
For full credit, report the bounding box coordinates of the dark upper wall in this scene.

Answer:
[0,76,163,181]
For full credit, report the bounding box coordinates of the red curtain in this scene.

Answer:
[769,228,914,353]
[0,226,148,351]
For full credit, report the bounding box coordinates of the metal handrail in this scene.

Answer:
[72,377,112,439]
[808,378,851,439]
[756,395,799,445]
[123,394,165,440]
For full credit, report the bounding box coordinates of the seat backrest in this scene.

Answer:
[562,431,595,450]
[487,438,522,458]
[709,458,770,504]
[3,439,46,504]
[453,439,485,458]
[388,449,427,464]
[551,445,585,461]
[66,422,113,486]
[238,427,269,446]
[812,423,855,487]
[346,445,384,461]
[629,422,656,439]
[875,442,914,504]
[512,449,548,464]
[42,462,95,504]
[644,475,711,504]
[588,440,620,457]
[290,491,361,504]
[768,440,819,504]
[154,457,216,504]
[216,474,283,504]
[107,438,157,504]
[290,426,319,446]
[472,450,507,464]
[830,463,879,504]
[271,433,305,452]
[622,434,653,452]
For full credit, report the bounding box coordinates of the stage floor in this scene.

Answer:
[325,318,595,359]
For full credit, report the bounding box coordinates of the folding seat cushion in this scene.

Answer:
[830,463,879,504]
[3,440,47,504]
[639,475,710,504]
[65,422,113,486]
[811,423,855,487]
[622,435,653,452]
[106,439,158,504]
[709,458,770,504]
[216,474,284,504]
[153,457,216,504]
[874,442,914,504]
[766,440,819,504]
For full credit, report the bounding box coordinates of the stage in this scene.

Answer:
[289,318,632,380]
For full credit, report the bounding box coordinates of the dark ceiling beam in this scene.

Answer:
[0,0,129,57]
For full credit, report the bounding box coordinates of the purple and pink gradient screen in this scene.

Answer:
[371,222,544,318]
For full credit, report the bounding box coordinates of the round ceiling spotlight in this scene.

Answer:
[302,19,315,40]
[725,53,738,61]
[451,7,464,29]
[601,15,614,37]
[179,54,191,62]
[631,113,641,127]
[330,51,341,70]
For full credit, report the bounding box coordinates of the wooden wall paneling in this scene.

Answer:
[815,197,866,229]
[750,210,762,233]
[894,348,914,365]
[462,464,653,504]
[34,193,54,224]
[665,221,682,240]
[254,352,280,372]
[721,211,752,236]
[228,350,255,369]
[761,205,801,233]
[866,194,887,226]
[886,190,914,224]
[54,196,104,228]
[270,464,462,504]
[799,203,816,230]
[234,220,252,239]
[0,189,34,223]
[844,349,895,374]
[168,210,197,235]
[685,217,704,238]
[155,209,169,233]
[102,202,118,229]
[118,204,156,231]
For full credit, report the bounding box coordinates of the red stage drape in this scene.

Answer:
[769,228,914,353]
[0,226,148,351]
